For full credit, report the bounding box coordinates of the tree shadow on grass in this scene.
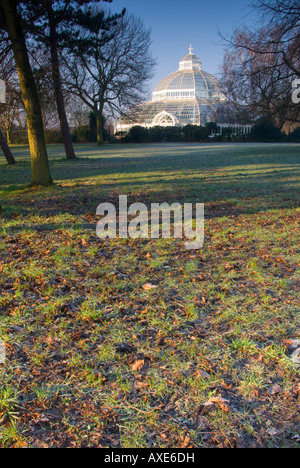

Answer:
[2,142,300,184]
[0,144,299,224]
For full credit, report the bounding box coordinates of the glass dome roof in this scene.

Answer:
[153,48,224,101]
[117,47,238,130]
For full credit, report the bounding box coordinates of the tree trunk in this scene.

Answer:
[0,127,15,165]
[1,0,52,186]
[6,128,11,145]
[46,2,76,160]
[96,110,104,146]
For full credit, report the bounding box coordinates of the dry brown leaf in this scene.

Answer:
[181,436,190,448]
[218,402,229,413]
[208,397,229,404]
[134,381,149,388]
[131,359,145,372]
[143,283,158,291]
[269,384,284,395]
[193,369,210,379]
[204,396,230,412]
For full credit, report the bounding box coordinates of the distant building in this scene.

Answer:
[116,47,252,135]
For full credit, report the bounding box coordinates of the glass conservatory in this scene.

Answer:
[116,47,250,133]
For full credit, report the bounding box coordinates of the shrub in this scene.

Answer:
[287,127,300,142]
[72,125,95,143]
[124,125,150,143]
[248,118,283,142]
[10,130,28,145]
[45,129,63,144]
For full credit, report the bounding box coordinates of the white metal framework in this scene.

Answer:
[152,111,178,127]
[116,47,252,134]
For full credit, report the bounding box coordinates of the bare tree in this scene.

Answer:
[0,83,22,144]
[67,95,90,129]
[63,13,155,145]
[221,27,299,127]
[221,0,300,127]
[252,0,300,77]
[227,2,300,79]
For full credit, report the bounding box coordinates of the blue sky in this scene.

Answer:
[110,0,256,93]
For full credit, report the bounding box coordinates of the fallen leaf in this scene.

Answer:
[193,370,210,379]
[134,381,149,389]
[143,283,158,290]
[208,397,229,404]
[269,384,284,395]
[131,359,145,372]
[181,436,190,448]
[218,402,229,413]
[204,396,230,412]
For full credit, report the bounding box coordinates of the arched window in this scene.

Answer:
[152,111,176,127]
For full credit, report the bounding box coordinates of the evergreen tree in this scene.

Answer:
[0,0,52,186]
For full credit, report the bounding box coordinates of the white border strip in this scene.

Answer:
[0,340,6,364]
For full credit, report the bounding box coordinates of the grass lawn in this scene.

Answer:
[0,142,299,448]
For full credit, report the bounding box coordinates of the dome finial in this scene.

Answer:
[189,44,193,55]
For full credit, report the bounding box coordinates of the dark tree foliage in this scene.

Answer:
[248,117,283,141]
[287,127,300,142]
[19,1,123,54]
[8,1,124,159]
[122,124,218,144]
